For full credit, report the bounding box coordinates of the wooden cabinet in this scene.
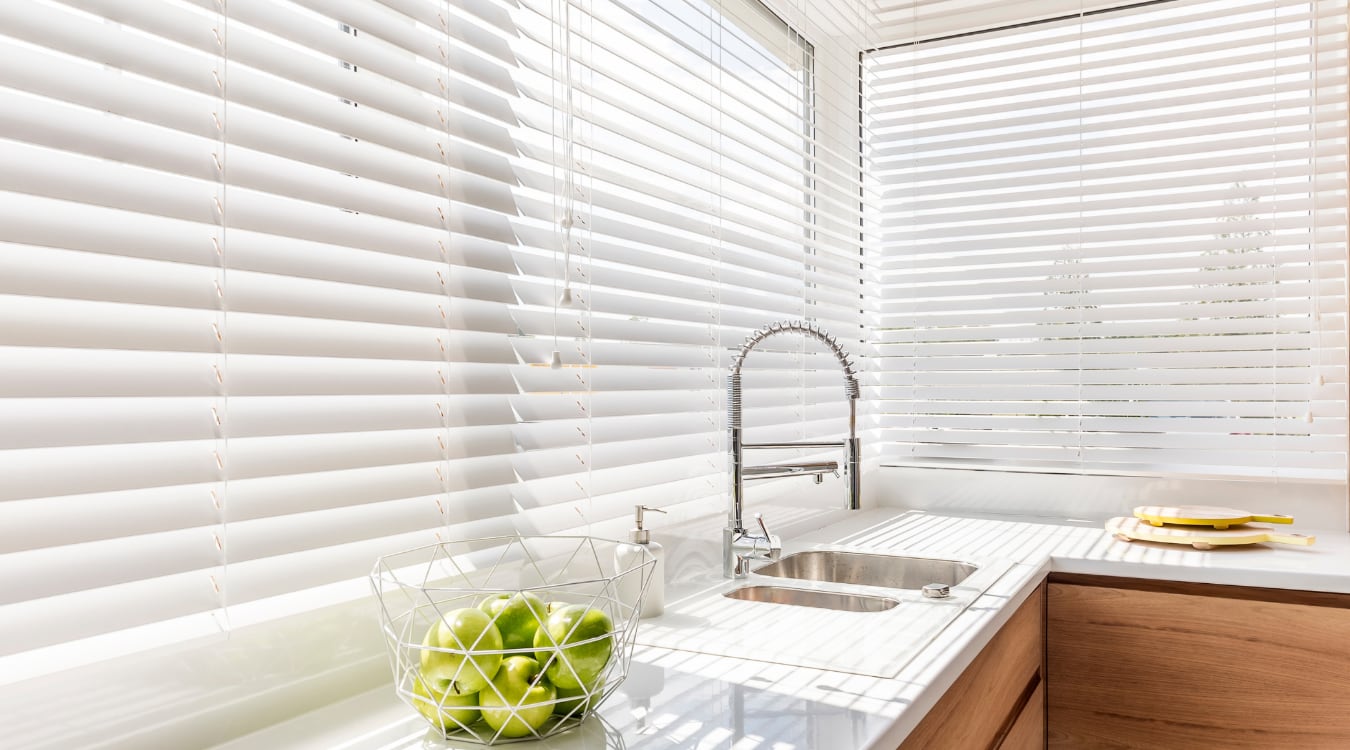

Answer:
[1047,575,1350,749]
[999,680,1045,750]
[898,584,1045,750]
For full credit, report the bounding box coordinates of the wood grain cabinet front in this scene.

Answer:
[898,584,1045,750]
[1047,575,1350,749]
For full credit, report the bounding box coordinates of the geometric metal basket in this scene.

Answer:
[370,535,655,744]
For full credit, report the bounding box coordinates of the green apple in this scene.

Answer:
[478,592,547,652]
[532,604,613,690]
[411,676,480,732]
[478,655,557,738]
[553,678,603,717]
[420,607,503,695]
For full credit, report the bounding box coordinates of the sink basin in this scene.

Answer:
[723,585,900,612]
[637,550,1011,679]
[753,550,977,589]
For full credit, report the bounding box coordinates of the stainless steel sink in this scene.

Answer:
[639,553,1011,677]
[723,585,900,612]
[752,550,977,589]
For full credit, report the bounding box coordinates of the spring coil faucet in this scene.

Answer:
[724,320,861,578]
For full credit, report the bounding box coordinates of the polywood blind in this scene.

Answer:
[867,0,1348,480]
[0,0,548,665]
[0,0,867,671]
[502,0,870,524]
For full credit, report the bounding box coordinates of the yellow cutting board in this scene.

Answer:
[1133,504,1293,529]
[1107,517,1315,550]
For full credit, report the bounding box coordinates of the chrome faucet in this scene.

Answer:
[724,320,861,578]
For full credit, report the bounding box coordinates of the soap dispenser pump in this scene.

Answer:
[615,504,666,618]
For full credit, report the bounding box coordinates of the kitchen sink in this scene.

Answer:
[752,550,977,589]
[636,548,1010,678]
[723,585,900,612]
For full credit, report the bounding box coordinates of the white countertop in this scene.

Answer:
[211,509,1350,750]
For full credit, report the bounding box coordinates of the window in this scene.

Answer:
[865,0,1348,480]
[0,0,863,679]
[505,0,864,529]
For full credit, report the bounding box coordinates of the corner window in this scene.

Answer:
[865,0,1348,480]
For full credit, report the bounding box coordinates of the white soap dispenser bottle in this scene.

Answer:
[614,504,666,618]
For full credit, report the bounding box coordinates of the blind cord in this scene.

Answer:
[211,0,230,633]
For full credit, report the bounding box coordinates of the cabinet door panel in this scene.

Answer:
[1047,582,1350,749]
[899,584,1044,750]
[999,680,1044,750]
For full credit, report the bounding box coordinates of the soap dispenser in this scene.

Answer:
[614,504,666,618]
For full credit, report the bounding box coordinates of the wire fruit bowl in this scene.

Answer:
[371,535,655,744]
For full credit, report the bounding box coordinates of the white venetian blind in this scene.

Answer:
[0,0,873,673]
[501,0,871,523]
[0,0,535,663]
[867,0,1348,479]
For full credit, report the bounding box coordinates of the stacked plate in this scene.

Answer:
[1106,506,1316,550]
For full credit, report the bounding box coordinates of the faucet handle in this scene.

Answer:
[753,513,782,560]
[754,512,772,540]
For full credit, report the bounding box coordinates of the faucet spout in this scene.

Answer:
[724,320,862,579]
[742,460,840,480]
